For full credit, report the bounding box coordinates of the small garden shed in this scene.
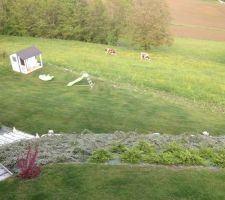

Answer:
[9,46,43,74]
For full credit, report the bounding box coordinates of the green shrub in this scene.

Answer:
[135,140,155,154]
[212,149,225,168]
[180,150,206,166]
[159,142,183,165]
[110,143,128,154]
[197,147,225,167]
[159,143,206,166]
[159,152,180,165]
[121,148,142,163]
[134,140,160,164]
[162,142,184,154]
[198,147,216,159]
[89,149,113,163]
[142,152,161,164]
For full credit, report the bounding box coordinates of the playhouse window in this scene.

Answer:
[20,58,25,65]
[12,57,17,62]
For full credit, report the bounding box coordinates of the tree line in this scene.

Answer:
[0,0,172,49]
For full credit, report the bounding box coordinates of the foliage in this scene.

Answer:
[89,149,113,163]
[126,0,172,49]
[121,148,142,163]
[198,147,225,167]
[16,145,41,179]
[0,0,171,47]
[135,140,155,154]
[212,149,225,168]
[110,143,128,154]
[117,142,207,166]
[159,143,206,165]
[198,146,216,159]
[142,152,161,164]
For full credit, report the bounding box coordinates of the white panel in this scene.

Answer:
[9,54,20,72]
[26,56,38,69]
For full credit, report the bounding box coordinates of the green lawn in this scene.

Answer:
[0,163,225,200]
[0,35,224,134]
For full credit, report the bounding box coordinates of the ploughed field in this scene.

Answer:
[167,0,225,41]
[0,35,225,134]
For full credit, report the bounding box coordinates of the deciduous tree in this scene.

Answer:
[127,0,172,49]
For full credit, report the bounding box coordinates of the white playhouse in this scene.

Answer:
[9,46,43,74]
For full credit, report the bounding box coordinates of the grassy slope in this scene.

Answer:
[0,164,225,200]
[0,36,224,134]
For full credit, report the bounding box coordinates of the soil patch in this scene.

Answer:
[166,0,225,41]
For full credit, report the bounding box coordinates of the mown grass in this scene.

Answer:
[0,35,224,134]
[0,163,225,200]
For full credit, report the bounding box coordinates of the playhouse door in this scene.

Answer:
[10,54,20,72]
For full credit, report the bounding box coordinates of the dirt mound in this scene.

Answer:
[166,0,225,41]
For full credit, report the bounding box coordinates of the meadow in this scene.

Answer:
[0,35,225,134]
[0,163,225,200]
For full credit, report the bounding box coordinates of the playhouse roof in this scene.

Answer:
[16,46,41,60]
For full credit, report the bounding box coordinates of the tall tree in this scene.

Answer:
[0,0,15,34]
[0,0,172,47]
[86,0,109,43]
[103,0,128,44]
[62,0,89,41]
[127,0,172,49]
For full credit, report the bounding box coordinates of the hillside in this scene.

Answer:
[0,36,225,134]
[167,0,225,41]
[1,1,225,199]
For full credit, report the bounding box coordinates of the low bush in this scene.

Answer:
[212,149,225,168]
[159,143,206,166]
[135,140,160,164]
[142,152,161,164]
[185,150,207,166]
[159,142,184,165]
[198,147,225,167]
[162,142,183,154]
[121,148,142,163]
[110,143,128,154]
[135,140,155,154]
[89,149,113,163]
[159,152,180,165]
[198,147,216,160]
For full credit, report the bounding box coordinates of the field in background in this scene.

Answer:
[0,163,225,200]
[167,0,225,41]
[0,35,225,134]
